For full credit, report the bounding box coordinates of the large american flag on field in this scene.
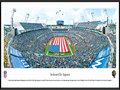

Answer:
[51,37,70,52]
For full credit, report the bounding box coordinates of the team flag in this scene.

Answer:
[4,71,7,78]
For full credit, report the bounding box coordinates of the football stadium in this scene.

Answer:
[4,9,116,68]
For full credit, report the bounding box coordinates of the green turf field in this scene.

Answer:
[44,37,75,57]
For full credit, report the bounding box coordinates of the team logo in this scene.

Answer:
[112,70,116,78]
[4,71,7,78]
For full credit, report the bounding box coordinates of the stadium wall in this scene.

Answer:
[13,22,25,34]
[89,46,110,68]
[9,46,30,68]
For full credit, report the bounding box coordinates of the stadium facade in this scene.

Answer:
[13,22,45,35]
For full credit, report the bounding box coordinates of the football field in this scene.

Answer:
[45,37,75,57]
[51,37,70,52]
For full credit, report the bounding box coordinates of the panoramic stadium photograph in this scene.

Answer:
[3,3,117,68]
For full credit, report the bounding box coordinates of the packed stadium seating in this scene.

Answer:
[52,29,68,32]
[4,37,9,67]
[107,33,116,68]
[20,22,44,31]
[10,26,114,68]
[4,30,14,68]
[77,21,100,29]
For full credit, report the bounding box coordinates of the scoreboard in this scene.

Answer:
[57,20,64,25]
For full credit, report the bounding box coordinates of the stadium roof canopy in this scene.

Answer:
[4,24,11,26]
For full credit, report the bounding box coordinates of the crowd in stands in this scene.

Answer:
[107,33,116,68]
[69,29,110,66]
[77,21,100,29]
[4,37,9,67]
[10,27,112,68]
[4,30,13,68]
[20,22,44,31]
[52,29,68,32]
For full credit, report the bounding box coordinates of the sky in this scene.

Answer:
[2,2,118,25]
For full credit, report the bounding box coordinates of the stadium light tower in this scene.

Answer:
[91,12,94,21]
[104,8,109,26]
[104,8,108,17]
[81,16,84,22]
[46,19,48,25]
[11,8,16,37]
[11,8,16,29]
[73,18,74,25]
[24,13,30,22]
[36,16,40,23]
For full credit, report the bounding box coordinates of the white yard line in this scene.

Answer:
[46,50,49,55]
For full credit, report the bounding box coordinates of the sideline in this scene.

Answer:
[67,41,73,55]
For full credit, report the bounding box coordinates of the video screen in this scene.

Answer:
[57,20,64,25]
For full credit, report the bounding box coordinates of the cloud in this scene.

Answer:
[2,2,117,25]
[86,11,93,21]
[109,10,117,23]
